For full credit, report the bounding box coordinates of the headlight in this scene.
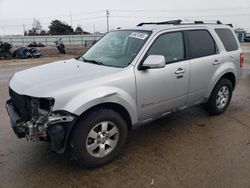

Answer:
[30,97,55,116]
[38,98,55,116]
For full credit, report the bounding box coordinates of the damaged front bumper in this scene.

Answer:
[6,99,78,153]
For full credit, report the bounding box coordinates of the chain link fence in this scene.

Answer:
[0,34,104,56]
[0,34,104,47]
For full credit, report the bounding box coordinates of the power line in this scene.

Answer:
[110,7,250,13]
[1,8,250,34]
[0,10,106,22]
[110,13,250,19]
[1,7,249,26]
[0,15,106,28]
[1,7,249,23]
[1,12,250,29]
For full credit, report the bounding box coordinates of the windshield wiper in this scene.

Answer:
[79,57,104,65]
[86,59,104,65]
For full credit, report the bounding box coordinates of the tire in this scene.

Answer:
[207,78,233,115]
[3,51,12,60]
[13,51,17,58]
[61,48,66,54]
[71,108,128,168]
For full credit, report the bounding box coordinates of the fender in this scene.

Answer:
[205,61,237,99]
[61,86,138,124]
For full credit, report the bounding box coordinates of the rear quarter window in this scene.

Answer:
[187,30,217,59]
[215,28,239,52]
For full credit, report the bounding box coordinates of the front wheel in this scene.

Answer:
[207,78,233,115]
[70,108,128,168]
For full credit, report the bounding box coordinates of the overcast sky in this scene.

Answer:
[0,0,250,35]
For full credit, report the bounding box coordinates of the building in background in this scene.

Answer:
[234,28,246,42]
[245,33,250,42]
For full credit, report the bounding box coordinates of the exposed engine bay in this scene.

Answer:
[6,88,77,153]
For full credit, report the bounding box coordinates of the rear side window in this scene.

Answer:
[187,30,217,59]
[147,32,185,63]
[215,28,238,52]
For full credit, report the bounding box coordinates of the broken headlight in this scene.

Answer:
[30,97,55,116]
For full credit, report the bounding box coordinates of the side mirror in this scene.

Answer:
[141,55,166,70]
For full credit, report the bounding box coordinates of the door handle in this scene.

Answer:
[175,68,185,75]
[212,59,221,65]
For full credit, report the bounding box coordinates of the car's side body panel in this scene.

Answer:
[62,86,138,124]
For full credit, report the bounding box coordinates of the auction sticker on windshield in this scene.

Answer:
[129,32,148,40]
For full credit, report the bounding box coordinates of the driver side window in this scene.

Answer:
[147,32,185,63]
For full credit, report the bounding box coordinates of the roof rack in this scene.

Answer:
[137,19,223,27]
[137,19,182,26]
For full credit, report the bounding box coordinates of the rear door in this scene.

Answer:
[186,29,222,105]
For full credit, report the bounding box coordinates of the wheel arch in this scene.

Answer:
[67,102,133,153]
[220,72,236,89]
[206,71,236,99]
[77,102,133,130]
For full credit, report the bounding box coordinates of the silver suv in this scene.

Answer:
[6,20,243,167]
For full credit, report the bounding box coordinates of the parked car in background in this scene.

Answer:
[6,20,243,168]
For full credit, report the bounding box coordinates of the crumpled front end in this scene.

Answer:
[6,88,78,153]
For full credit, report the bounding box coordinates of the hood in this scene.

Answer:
[9,58,122,97]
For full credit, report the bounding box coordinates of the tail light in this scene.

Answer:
[240,53,244,69]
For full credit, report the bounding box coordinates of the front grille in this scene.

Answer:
[9,88,31,121]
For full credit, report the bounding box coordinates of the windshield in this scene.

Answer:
[81,30,151,68]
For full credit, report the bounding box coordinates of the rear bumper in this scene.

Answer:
[6,99,26,138]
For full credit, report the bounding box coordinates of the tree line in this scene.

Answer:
[24,19,90,36]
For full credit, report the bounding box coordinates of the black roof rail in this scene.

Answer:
[194,21,204,24]
[137,20,224,27]
[137,19,182,26]
[216,20,223,24]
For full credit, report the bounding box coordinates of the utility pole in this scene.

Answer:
[93,24,96,41]
[70,9,73,29]
[23,24,26,35]
[93,24,96,34]
[106,10,110,33]
[2,27,5,36]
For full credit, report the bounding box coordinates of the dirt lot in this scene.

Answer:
[0,44,250,188]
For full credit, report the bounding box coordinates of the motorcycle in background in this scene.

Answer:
[13,47,41,59]
[0,41,12,60]
[54,38,66,54]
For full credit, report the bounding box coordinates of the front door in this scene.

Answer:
[135,31,190,121]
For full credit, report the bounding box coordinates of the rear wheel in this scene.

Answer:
[71,108,128,168]
[207,78,233,115]
[61,48,66,54]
